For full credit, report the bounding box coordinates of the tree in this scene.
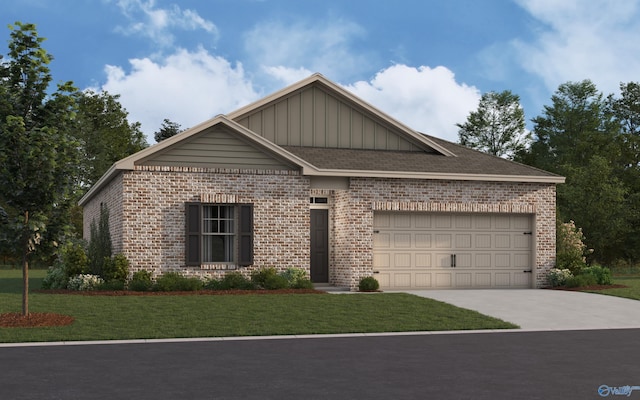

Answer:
[457,90,528,159]
[517,80,627,263]
[0,22,79,315]
[154,118,182,142]
[74,90,147,188]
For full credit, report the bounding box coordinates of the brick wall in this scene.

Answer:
[118,166,310,279]
[83,168,557,290]
[330,178,556,289]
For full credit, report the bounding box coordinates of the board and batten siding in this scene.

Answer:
[138,126,295,170]
[235,85,427,152]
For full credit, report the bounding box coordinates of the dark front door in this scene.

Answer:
[310,209,329,283]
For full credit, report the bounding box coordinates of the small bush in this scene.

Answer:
[556,221,589,274]
[581,265,612,285]
[359,276,380,292]
[128,270,153,292]
[61,240,89,276]
[154,272,203,292]
[102,254,130,283]
[41,264,69,290]
[279,267,314,289]
[565,274,598,288]
[216,271,255,290]
[68,274,104,291]
[290,278,314,289]
[263,273,289,290]
[251,267,279,289]
[548,268,573,287]
[98,280,126,291]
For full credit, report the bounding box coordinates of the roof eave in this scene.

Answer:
[300,167,566,184]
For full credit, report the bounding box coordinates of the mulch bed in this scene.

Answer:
[0,313,75,328]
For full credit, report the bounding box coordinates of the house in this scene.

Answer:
[79,73,564,290]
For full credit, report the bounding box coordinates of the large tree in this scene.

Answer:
[457,90,528,159]
[0,22,79,315]
[517,80,627,263]
[74,90,147,188]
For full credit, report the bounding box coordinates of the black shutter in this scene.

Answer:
[238,204,253,266]
[185,202,201,266]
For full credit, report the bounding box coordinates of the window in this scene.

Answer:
[185,203,253,266]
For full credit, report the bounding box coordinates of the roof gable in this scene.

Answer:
[228,73,456,156]
[137,124,296,171]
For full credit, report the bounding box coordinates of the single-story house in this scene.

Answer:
[79,73,564,290]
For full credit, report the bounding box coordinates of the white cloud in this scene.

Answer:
[99,47,259,142]
[344,64,481,142]
[112,0,218,47]
[244,16,373,85]
[513,0,640,95]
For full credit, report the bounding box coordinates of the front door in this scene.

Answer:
[310,209,329,282]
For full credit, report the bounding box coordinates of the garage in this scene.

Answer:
[373,212,533,289]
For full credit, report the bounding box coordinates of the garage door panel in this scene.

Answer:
[416,253,432,267]
[455,273,472,287]
[435,273,452,288]
[394,253,412,268]
[435,234,452,248]
[415,234,432,248]
[455,234,472,248]
[373,212,533,289]
[374,233,391,248]
[415,273,432,287]
[475,273,491,287]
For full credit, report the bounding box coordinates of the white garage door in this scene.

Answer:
[373,212,533,289]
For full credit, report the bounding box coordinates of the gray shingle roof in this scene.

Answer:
[281,134,559,178]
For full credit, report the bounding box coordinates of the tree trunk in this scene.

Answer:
[22,210,29,317]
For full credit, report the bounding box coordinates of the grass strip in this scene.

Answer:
[0,270,517,342]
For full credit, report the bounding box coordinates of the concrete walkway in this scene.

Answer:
[402,289,640,331]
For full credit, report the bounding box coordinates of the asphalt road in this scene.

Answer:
[2,329,640,400]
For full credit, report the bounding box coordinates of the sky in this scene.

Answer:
[3,0,640,144]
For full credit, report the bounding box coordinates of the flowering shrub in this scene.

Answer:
[548,268,573,287]
[67,274,104,291]
[557,220,589,274]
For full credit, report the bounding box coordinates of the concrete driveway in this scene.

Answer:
[403,289,640,331]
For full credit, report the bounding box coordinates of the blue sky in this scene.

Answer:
[4,0,640,143]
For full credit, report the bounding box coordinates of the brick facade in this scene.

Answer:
[83,168,556,290]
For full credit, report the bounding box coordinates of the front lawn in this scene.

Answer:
[584,277,640,300]
[0,269,517,343]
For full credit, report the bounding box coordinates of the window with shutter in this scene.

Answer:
[185,202,253,267]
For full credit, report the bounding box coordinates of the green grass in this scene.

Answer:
[584,277,640,300]
[0,269,517,343]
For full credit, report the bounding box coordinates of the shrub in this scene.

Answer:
[556,220,589,274]
[280,267,314,289]
[153,272,203,292]
[290,278,314,289]
[128,270,153,291]
[547,268,573,287]
[60,240,89,276]
[102,254,130,283]
[68,274,104,291]
[581,265,612,285]
[358,276,380,292]
[565,274,598,288]
[251,267,279,289]
[98,279,126,291]
[87,204,112,276]
[263,273,289,290]
[216,271,255,290]
[41,264,69,290]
